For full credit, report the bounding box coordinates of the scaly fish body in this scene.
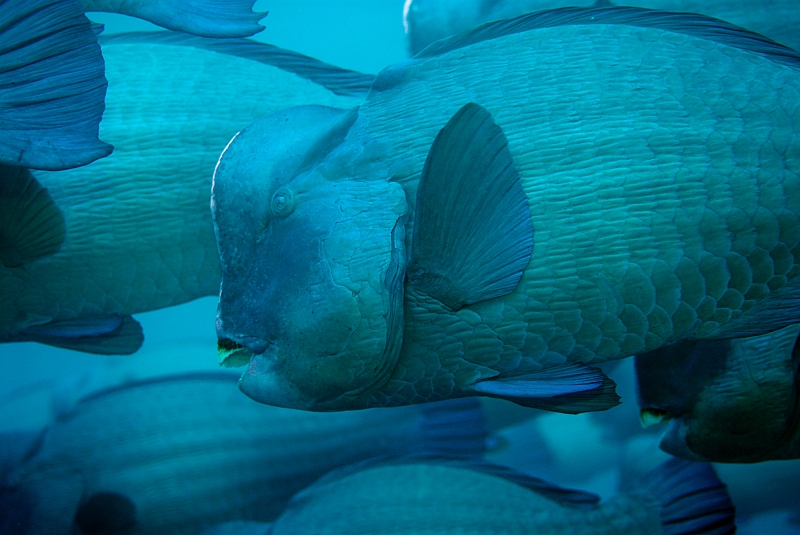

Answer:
[5,373,484,535]
[214,8,800,411]
[0,33,368,353]
[406,0,800,54]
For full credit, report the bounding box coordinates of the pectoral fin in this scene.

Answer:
[0,0,112,170]
[408,103,533,310]
[0,164,65,267]
[470,364,620,414]
[19,315,144,355]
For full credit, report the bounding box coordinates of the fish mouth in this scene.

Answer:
[217,338,254,368]
[640,408,672,428]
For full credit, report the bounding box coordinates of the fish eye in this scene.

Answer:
[74,491,136,535]
[271,188,294,218]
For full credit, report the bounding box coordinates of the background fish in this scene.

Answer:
[213,8,800,413]
[0,32,372,355]
[4,373,485,535]
[0,0,111,171]
[635,323,800,462]
[261,457,734,535]
[81,0,267,38]
[404,0,800,55]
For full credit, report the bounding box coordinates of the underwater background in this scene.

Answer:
[1,0,800,533]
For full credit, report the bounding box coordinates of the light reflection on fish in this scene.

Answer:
[213,7,800,413]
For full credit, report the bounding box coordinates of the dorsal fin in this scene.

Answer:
[415,6,800,70]
[98,32,375,98]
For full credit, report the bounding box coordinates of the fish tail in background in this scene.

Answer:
[13,315,143,355]
[639,458,736,535]
[0,164,65,268]
[80,0,267,38]
[417,398,488,458]
[0,0,111,171]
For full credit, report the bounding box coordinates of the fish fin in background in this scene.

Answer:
[199,521,274,535]
[97,32,375,98]
[408,102,533,310]
[471,363,620,414]
[81,0,266,38]
[90,21,103,35]
[417,398,487,457]
[0,0,112,171]
[17,315,144,355]
[0,164,65,267]
[413,6,800,70]
[640,458,736,535]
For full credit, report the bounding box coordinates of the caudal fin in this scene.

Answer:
[640,458,736,535]
[0,0,112,171]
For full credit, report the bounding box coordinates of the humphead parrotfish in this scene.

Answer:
[212,7,800,413]
[80,0,267,38]
[1,373,485,535]
[0,31,372,354]
[404,0,800,55]
[0,0,111,171]
[635,323,800,463]
[222,457,734,535]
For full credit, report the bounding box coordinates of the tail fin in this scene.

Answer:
[418,397,487,458]
[640,458,736,535]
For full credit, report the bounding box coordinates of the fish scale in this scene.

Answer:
[352,23,800,405]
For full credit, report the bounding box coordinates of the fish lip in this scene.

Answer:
[217,337,258,368]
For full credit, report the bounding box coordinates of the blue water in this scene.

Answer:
[2,1,800,533]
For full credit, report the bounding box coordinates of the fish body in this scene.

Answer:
[4,373,484,535]
[405,0,800,54]
[263,458,734,535]
[0,33,369,354]
[636,323,800,462]
[213,8,800,412]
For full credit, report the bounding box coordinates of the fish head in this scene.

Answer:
[212,106,408,411]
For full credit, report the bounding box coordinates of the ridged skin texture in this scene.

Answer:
[357,24,800,406]
[406,0,800,55]
[271,464,661,535]
[0,40,362,342]
[10,375,432,535]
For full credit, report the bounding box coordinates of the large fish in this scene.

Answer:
[214,457,734,535]
[0,32,372,354]
[0,0,111,171]
[635,323,800,463]
[212,7,800,413]
[81,0,267,38]
[404,0,800,55]
[1,373,485,535]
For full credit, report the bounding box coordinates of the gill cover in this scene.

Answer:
[212,105,408,410]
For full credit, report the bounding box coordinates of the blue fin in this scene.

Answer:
[0,0,112,170]
[413,6,800,69]
[640,459,736,535]
[0,164,65,267]
[18,315,143,355]
[408,102,533,310]
[83,0,266,38]
[98,32,374,98]
[91,22,104,35]
[471,363,620,414]
[418,397,487,458]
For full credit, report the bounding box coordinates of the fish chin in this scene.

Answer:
[238,352,317,410]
